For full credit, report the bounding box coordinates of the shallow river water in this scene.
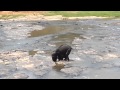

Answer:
[0,18,120,79]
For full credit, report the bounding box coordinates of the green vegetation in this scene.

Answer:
[0,11,120,19]
[44,11,120,18]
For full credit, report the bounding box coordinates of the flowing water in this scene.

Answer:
[0,18,120,79]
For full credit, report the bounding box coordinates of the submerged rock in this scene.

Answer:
[13,73,29,79]
[61,67,83,76]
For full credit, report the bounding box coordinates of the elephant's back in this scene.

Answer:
[57,44,72,53]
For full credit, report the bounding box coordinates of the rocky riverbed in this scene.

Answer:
[0,17,120,79]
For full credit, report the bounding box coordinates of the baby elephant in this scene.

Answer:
[52,44,72,62]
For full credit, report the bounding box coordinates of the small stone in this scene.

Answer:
[0,60,3,63]
[4,61,11,65]
[61,67,83,76]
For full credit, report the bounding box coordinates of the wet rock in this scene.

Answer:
[0,59,3,63]
[112,59,120,67]
[37,50,45,54]
[33,67,50,78]
[0,51,28,61]
[4,61,11,65]
[38,22,41,23]
[72,37,82,45]
[55,61,66,65]
[13,73,29,79]
[75,23,78,25]
[53,62,65,71]
[15,56,35,70]
[33,64,50,77]
[61,67,83,76]
[34,70,48,77]
[102,64,113,68]
[103,53,119,60]
[0,69,10,78]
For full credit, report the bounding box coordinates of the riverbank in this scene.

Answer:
[0,11,120,21]
[0,15,110,21]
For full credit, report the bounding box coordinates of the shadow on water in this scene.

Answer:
[52,64,65,71]
[28,26,66,38]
